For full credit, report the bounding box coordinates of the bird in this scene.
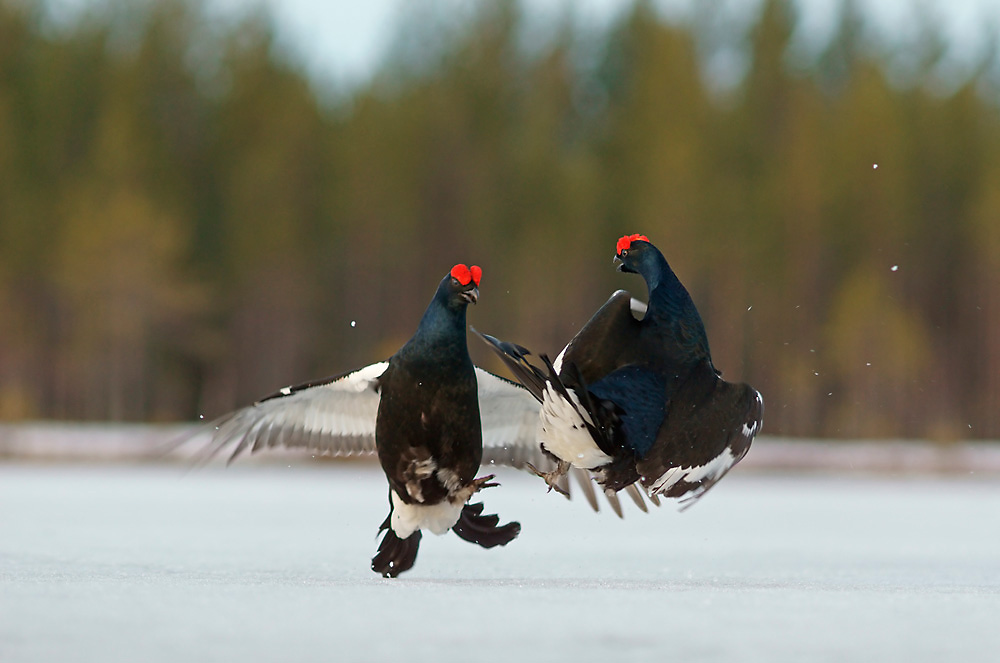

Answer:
[476,234,763,509]
[366,263,519,577]
[184,263,619,577]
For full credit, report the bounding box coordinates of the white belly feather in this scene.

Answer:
[537,383,612,470]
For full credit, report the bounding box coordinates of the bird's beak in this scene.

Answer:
[461,287,479,305]
[614,254,624,271]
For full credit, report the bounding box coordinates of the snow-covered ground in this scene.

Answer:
[2,462,998,663]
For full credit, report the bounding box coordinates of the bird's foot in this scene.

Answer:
[470,474,500,492]
[525,461,571,497]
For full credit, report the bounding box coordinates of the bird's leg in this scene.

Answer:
[524,460,572,497]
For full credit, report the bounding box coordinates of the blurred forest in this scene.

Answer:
[0,0,998,440]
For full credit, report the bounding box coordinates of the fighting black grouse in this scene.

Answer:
[368,263,522,577]
[199,264,526,577]
[186,263,633,577]
[478,234,763,508]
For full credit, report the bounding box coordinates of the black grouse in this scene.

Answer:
[198,264,527,577]
[477,234,763,509]
[366,263,519,577]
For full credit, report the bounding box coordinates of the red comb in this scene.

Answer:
[450,264,481,286]
[616,234,649,254]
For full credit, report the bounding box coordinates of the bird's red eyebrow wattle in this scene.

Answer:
[450,264,474,285]
[470,265,482,287]
[616,234,650,254]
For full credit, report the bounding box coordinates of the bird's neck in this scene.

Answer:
[640,252,713,363]
[640,252,682,313]
[403,298,470,363]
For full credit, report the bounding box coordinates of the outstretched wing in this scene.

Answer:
[554,290,643,383]
[636,362,764,510]
[191,363,541,466]
[193,361,389,465]
[475,367,541,453]
[182,360,644,515]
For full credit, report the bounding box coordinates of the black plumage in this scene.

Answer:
[189,264,530,578]
[478,234,763,508]
[367,264,520,577]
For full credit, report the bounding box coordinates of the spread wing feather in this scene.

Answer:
[181,361,629,513]
[554,290,642,383]
[194,361,389,465]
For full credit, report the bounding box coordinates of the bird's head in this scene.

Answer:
[446,263,481,307]
[614,234,652,274]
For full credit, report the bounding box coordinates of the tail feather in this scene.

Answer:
[371,515,422,578]
[603,489,623,518]
[569,468,599,512]
[451,502,521,548]
[624,483,648,513]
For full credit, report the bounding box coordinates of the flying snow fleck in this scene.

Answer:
[350,320,357,328]
[873,163,879,169]
[891,265,899,272]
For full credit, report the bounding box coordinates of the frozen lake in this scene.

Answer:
[2,462,998,663]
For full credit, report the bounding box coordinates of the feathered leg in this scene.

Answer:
[371,514,422,578]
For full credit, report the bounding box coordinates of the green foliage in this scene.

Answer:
[1,0,998,439]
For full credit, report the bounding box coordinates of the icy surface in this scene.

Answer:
[2,463,999,663]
